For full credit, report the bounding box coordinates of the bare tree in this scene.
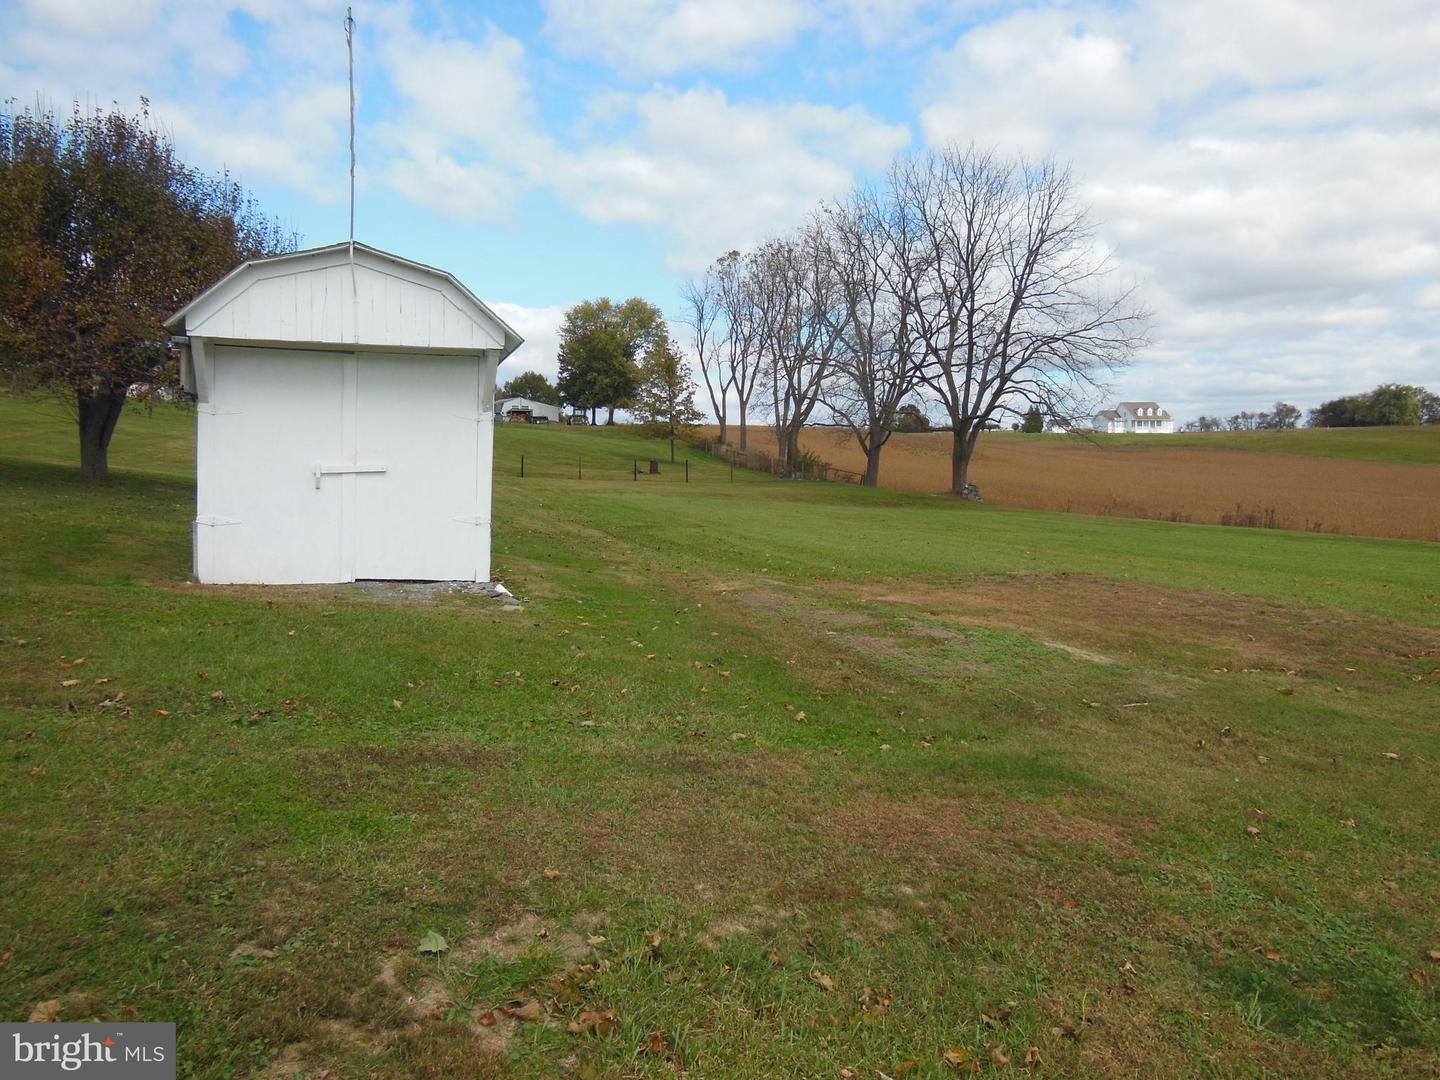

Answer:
[749,223,843,470]
[895,147,1148,493]
[817,186,925,486]
[678,270,728,443]
[713,251,763,449]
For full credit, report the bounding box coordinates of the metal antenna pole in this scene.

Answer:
[345,7,356,248]
[345,6,359,342]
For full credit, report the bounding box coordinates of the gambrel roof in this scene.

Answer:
[165,241,522,359]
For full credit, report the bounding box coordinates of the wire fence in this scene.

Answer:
[504,438,864,485]
[692,437,864,483]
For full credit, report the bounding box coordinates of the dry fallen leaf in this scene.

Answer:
[943,1046,973,1068]
[567,1008,619,1036]
[28,999,61,1022]
[152,709,171,718]
[1382,752,1400,760]
[1023,1046,1042,1067]
[1413,969,1431,987]
[542,868,562,879]
[1264,950,1281,962]
[476,1010,497,1027]
[1246,825,1262,837]
[643,1030,667,1055]
[1427,950,1440,962]
[60,679,81,688]
[502,999,543,1022]
[587,934,606,946]
[0,944,14,964]
[810,970,835,992]
[989,1045,1009,1067]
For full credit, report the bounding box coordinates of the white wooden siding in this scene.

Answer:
[185,256,507,352]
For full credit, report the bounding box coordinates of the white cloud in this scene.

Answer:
[551,87,910,268]
[543,0,811,75]
[916,0,1440,417]
[490,302,567,383]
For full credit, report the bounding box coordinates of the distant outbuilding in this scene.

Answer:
[166,242,522,584]
[495,395,562,424]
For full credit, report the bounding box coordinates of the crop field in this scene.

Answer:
[2,395,1439,1078]
[709,425,1440,541]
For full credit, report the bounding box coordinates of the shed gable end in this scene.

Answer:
[171,244,518,355]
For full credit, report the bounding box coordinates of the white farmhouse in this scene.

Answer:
[495,396,562,423]
[165,242,522,585]
[1093,401,1174,434]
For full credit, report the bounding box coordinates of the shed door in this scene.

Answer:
[202,347,346,583]
[351,354,484,581]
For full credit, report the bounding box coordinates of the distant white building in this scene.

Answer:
[1094,401,1174,434]
[495,396,562,424]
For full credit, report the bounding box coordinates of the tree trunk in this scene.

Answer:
[738,408,748,451]
[863,441,883,487]
[78,386,128,480]
[590,406,597,425]
[605,404,616,425]
[951,427,970,493]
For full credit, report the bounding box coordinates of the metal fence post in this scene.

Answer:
[685,460,689,483]
[520,453,525,478]
[578,455,582,480]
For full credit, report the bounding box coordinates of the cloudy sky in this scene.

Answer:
[4,0,1438,421]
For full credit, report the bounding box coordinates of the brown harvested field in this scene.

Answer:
[704,426,1440,541]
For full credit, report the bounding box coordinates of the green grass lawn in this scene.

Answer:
[2,396,1438,1078]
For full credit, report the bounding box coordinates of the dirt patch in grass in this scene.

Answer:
[824,792,1144,864]
[855,572,1440,677]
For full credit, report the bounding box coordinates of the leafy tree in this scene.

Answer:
[1361,383,1421,426]
[1308,384,1426,427]
[1419,388,1440,425]
[499,370,559,405]
[1264,402,1301,429]
[1183,415,1225,432]
[632,336,703,462]
[0,100,292,478]
[893,402,931,432]
[1021,407,1044,433]
[554,297,665,424]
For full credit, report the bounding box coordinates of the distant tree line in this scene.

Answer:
[1184,402,1302,432]
[1308,383,1437,428]
[1184,384,1437,432]
[680,146,1147,490]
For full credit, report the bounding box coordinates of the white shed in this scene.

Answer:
[495,395,562,424]
[165,241,522,585]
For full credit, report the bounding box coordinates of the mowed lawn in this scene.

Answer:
[1,396,1438,1079]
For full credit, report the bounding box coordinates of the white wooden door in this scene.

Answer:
[199,347,346,584]
[351,354,486,581]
